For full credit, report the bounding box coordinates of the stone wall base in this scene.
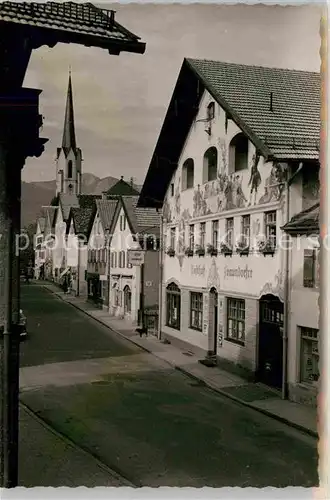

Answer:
[288,383,318,407]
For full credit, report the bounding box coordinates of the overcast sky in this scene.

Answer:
[22,3,321,185]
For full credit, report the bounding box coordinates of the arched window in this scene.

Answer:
[182,158,194,190]
[207,102,215,121]
[203,147,218,183]
[68,184,73,194]
[229,133,248,173]
[123,285,132,313]
[67,160,73,178]
[166,282,181,330]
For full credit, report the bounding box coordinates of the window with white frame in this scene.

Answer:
[207,102,215,121]
[265,211,276,247]
[229,133,249,173]
[170,227,176,249]
[182,159,194,190]
[226,218,234,248]
[300,327,319,384]
[200,222,206,248]
[127,250,132,268]
[241,215,250,247]
[303,249,319,288]
[227,298,245,343]
[190,292,203,331]
[189,224,194,250]
[212,220,219,249]
[166,283,181,330]
[203,147,218,182]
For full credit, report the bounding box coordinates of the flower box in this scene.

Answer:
[235,238,250,256]
[195,245,205,257]
[257,240,276,256]
[184,247,194,257]
[220,243,233,256]
[207,244,218,257]
[166,247,175,257]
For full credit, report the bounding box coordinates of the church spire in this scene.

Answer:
[62,71,77,152]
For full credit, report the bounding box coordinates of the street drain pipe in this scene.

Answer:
[282,162,304,400]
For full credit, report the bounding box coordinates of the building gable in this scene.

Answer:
[138,58,320,209]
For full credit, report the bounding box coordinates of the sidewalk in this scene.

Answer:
[19,402,133,487]
[40,281,318,438]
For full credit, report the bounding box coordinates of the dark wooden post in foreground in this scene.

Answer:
[0,86,46,487]
[0,1,146,487]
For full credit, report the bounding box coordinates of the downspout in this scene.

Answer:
[76,237,80,296]
[107,230,111,314]
[158,210,164,341]
[282,162,304,400]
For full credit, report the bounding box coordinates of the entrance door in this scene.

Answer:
[209,288,218,355]
[257,294,284,389]
[124,285,132,314]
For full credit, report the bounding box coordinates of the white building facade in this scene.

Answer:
[138,58,320,393]
[283,200,319,407]
[161,89,288,385]
[109,205,140,322]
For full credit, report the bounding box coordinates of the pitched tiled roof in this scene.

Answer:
[59,193,79,220]
[122,196,161,235]
[95,199,119,231]
[78,194,101,209]
[187,58,320,160]
[106,178,140,196]
[0,2,145,55]
[282,203,319,235]
[71,207,93,236]
[138,58,320,209]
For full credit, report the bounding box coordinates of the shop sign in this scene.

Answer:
[128,249,145,266]
[191,264,206,277]
[224,265,253,280]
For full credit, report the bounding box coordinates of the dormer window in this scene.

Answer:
[182,158,194,190]
[229,133,249,173]
[203,147,218,183]
[207,102,215,121]
[68,160,73,178]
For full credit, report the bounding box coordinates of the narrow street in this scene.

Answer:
[19,283,318,488]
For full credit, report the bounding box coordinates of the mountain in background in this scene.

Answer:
[21,173,142,228]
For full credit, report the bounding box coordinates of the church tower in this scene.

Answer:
[55,72,82,196]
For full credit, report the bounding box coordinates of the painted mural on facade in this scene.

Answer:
[163,140,288,224]
[176,208,192,268]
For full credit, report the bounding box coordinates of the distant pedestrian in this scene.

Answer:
[62,276,68,293]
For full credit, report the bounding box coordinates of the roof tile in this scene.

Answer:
[95,199,118,231]
[187,58,320,159]
[0,1,141,45]
[282,203,319,234]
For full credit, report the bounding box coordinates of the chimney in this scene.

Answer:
[102,191,108,200]
[269,92,274,112]
[130,177,134,189]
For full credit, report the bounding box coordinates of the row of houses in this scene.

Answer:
[34,74,161,327]
[35,185,161,325]
[34,59,320,408]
